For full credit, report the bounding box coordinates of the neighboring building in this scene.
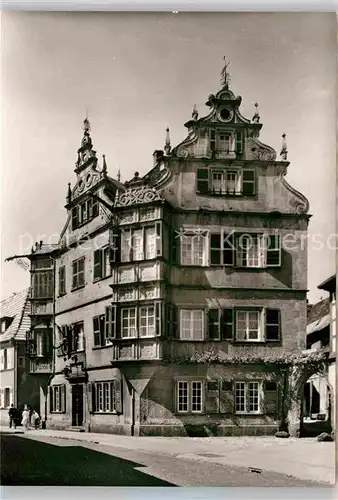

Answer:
[20,61,311,435]
[305,274,336,433]
[0,289,34,423]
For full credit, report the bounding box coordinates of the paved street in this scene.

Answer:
[0,430,334,487]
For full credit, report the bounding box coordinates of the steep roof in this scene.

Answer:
[0,288,30,343]
[306,297,331,336]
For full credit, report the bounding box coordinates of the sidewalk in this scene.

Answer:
[1,427,335,485]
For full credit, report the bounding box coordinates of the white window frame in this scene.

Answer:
[73,322,85,352]
[93,247,111,281]
[236,234,265,268]
[235,309,264,342]
[180,231,209,266]
[211,169,242,195]
[51,385,65,413]
[177,380,203,414]
[139,305,156,338]
[235,381,262,414]
[179,309,204,341]
[121,307,137,338]
[94,381,116,413]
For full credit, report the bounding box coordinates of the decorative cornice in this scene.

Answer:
[281,175,310,214]
[115,186,164,207]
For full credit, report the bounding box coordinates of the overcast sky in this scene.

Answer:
[0,12,335,303]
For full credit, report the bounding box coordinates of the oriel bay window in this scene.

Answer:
[120,222,162,262]
[35,329,52,357]
[177,381,203,414]
[121,308,137,338]
[31,270,53,299]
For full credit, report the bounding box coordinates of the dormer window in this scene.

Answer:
[0,317,13,334]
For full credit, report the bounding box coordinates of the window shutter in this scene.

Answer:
[171,229,180,265]
[72,262,77,289]
[196,168,209,194]
[210,233,221,266]
[99,315,105,346]
[219,381,234,414]
[266,235,281,267]
[61,385,66,413]
[105,305,113,342]
[155,301,162,336]
[208,309,220,340]
[71,207,79,230]
[265,309,281,341]
[223,233,235,266]
[49,386,53,413]
[109,227,121,263]
[220,309,234,340]
[110,304,117,339]
[155,221,162,257]
[167,304,178,339]
[87,382,93,413]
[115,379,123,414]
[93,317,101,347]
[93,250,102,280]
[236,132,243,154]
[264,381,279,415]
[242,170,255,195]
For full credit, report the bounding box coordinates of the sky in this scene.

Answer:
[0,12,336,304]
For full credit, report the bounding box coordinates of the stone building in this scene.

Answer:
[0,289,32,423]
[22,60,311,435]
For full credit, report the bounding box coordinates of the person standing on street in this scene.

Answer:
[8,404,17,430]
[31,410,40,430]
[21,405,30,431]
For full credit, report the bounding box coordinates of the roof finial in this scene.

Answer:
[66,182,72,204]
[280,133,288,161]
[164,127,171,155]
[192,104,199,120]
[83,117,91,134]
[220,56,231,89]
[117,169,121,182]
[252,102,260,123]
[102,154,107,177]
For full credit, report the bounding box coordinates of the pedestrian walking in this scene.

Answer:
[31,410,40,430]
[21,405,30,431]
[8,404,17,430]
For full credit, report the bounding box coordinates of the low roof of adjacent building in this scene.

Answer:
[318,274,336,293]
[306,297,331,335]
[0,288,30,343]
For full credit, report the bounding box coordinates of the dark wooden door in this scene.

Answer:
[72,384,84,427]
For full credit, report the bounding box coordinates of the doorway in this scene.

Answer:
[72,384,84,427]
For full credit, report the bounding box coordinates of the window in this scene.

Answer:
[236,234,263,268]
[4,349,8,370]
[210,232,234,266]
[72,197,99,229]
[59,266,66,295]
[121,225,161,262]
[72,322,84,352]
[218,133,232,153]
[180,310,204,341]
[72,257,85,289]
[50,385,66,413]
[93,247,111,281]
[196,168,255,196]
[177,381,203,413]
[138,306,155,337]
[121,308,137,338]
[32,271,53,299]
[266,235,281,267]
[181,232,208,266]
[236,310,261,341]
[35,330,51,357]
[18,357,25,368]
[93,381,116,413]
[34,258,53,270]
[235,381,261,414]
[1,320,6,333]
[211,170,240,195]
